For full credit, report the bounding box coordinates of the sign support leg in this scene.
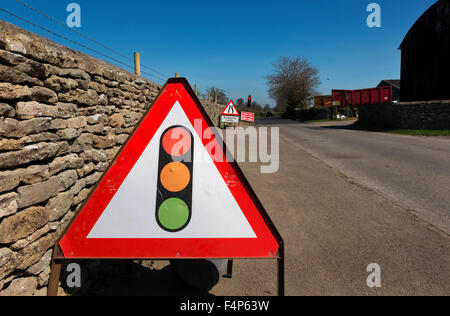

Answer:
[47,246,63,296]
[277,243,285,297]
[224,259,233,278]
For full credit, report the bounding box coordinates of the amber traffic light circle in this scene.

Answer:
[160,162,191,192]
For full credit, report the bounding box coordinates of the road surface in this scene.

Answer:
[260,118,450,235]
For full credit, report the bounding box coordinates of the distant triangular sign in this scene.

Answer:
[221,100,240,116]
[59,78,281,259]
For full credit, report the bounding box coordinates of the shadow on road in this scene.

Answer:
[318,122,392,133]
[61,260,212,296]
[255,118,302,126]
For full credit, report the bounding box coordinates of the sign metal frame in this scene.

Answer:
[46,78,284,296]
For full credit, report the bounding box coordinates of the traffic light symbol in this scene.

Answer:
[156,126,194,232]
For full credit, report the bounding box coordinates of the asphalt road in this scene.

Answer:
[260,118,450,235]
[211,120,450,296]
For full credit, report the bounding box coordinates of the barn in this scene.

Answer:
[399,0,450,102]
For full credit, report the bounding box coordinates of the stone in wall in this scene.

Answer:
[29,86,58,104]
[49,154,84,175]
[0,142,67,170]
[0,103,15,117]
[59,89,99,107]
[2,277,38,296]
[16,170,78,208]
[11,224,53,250]
[15,101,59,119]
[0,207,50,244]
[0,49,47,78]
[44,75,79,92]
[0,165,51,194]
[0,64,43,86]
[13,232,58,271]
[0,193,18,219]
[0,82,31,100]
[0,117,52,138]
[0,248,13,268]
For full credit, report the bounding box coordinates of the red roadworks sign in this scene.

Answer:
[58,78,281,259]
[241,112,255,123]
[221,100,240,117]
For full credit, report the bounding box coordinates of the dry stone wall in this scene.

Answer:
[358,100,450,129]
[0,20,221,296]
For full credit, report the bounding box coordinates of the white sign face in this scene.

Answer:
[87,102,255,239]
[221,116,239,123]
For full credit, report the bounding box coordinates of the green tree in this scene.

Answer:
[266,57,321,112]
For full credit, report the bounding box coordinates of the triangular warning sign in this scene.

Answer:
[221,100,240,116]
[58,78,281,259]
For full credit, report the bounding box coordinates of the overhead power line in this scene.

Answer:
[14,0,169,78]
[0,6,167,83]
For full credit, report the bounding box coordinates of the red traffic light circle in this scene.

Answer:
[162,127,192,157]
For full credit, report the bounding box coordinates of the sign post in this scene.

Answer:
[47,78,284,296]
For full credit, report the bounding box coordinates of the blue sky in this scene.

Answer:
[0,0,437,107]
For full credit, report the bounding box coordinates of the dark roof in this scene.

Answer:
[378,80,401,89]
[400,0,450,49]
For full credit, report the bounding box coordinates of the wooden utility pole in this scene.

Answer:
[208,92,211,103]
[175,72,179,78]
[134,52,141,76]
[215,92,218,104]
[195,84,198,96]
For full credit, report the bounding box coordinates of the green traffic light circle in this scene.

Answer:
[158,198,190,231]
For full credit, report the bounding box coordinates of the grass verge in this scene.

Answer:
[353,121,450,137]
[385,129,450,137]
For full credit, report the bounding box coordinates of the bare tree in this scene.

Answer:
[204,87,229,104]
[266,57,321,111]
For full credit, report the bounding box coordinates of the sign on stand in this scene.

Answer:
[46,78,284,296]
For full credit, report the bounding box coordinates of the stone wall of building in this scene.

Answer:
[0,20,221,296]
[358,101,450,129]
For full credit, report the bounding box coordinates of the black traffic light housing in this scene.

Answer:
[156,125,194,233]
